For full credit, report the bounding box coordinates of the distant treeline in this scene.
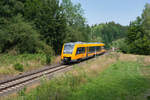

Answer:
[91,22,128,48]
[92,3,150,55]
[112,3,150,55]
[0,0,149,55]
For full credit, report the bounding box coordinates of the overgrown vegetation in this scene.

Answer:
[7,53,150,100]
[0,54,61,75]
[111,38,128,53]
[0,0,91,54]
[0,0,91,75]
[13,63,24,72]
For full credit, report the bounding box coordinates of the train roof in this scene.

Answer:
[64,42,104,45]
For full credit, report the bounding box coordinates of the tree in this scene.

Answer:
[91,22,127,48]
[24,0,67,54]
[0,0,90,54]
[61,0,90,42]
[0,15,52,54]
[142,3,150,34]
[126,3,150,55]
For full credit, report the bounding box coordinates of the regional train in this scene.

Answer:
[61,42,106,63]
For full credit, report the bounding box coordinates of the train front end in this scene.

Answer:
[61,43,75,63]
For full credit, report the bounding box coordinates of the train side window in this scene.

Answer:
[88,46,96,53]
[76,47,85,54]
[96,46,101,51]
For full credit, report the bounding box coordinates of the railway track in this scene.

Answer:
[0,51,109,97]
[0,64,72,97]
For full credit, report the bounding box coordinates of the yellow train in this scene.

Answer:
[61,42,106,63]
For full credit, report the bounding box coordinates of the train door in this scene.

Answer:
[75,47,86,60]
[86,47,88,57]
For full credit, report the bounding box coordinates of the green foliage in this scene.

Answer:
[0,54,46,66]
[91,22,127,48]
[111,38,129,53]
[0,14,53,54]
[46,54,51,65]
[74,61,150,100]
[18,87,26,96]
[0,54,54,74]
[61,0,91,43]
[13,63,24,72]
[126,3,150,55]
[0,15,52,53]
[0,0,91,54]
[24,0,67,54]
[10,61,150,100]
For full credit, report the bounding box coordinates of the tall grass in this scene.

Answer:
[0,54,46,66]
[8,60,150,100]
[73,61,150,100]
[0,54,58,75]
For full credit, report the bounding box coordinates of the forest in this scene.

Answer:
[0,0,150,55]
[1,1,150,100]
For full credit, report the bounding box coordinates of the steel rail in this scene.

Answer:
[0,64,61,85]
[0,64,70,96]
[0,51,108,97]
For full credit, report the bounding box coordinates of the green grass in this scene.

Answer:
[0,54,56,75]
[8,60,150,100]
[0,54,46,66]
[13,63,24,72]
[73,61,150,100]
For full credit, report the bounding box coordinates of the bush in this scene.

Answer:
[13,63,24,72]
[46,54,51,65]
[111,38,129,53]
[0,15,53,54]
[18,87,26,96]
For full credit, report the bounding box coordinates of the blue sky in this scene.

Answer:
[72,0,150,26]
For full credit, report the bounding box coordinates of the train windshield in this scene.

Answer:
[63,44,74,54]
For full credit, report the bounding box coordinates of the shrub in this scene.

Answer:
[0,15,53,54]
[111,38,129,53]
[18,87,26,96]
[13,63,24,72]
[46,54,51,65]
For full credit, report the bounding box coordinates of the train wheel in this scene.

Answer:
[77,59,82,63]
